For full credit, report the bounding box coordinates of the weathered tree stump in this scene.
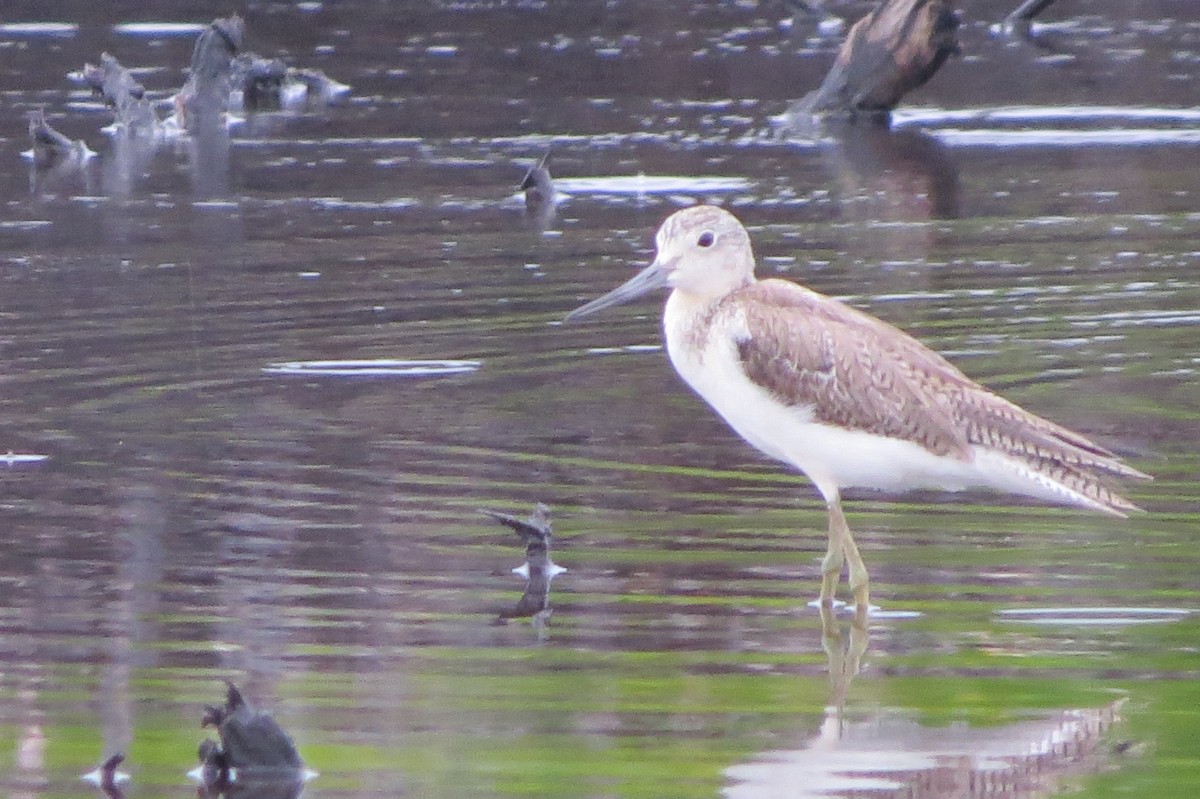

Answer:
[175,14,244,130]
[790,0,960,125]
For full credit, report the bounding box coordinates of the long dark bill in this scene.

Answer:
[564,258,673,322]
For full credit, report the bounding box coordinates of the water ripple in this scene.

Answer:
[1,452,50,466]
[0,22,78,36]
[112,22,208,36]
[262,359,482,377]
[996,607,1190,626]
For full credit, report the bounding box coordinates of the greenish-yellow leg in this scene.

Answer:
[819,503,844,606]
[821,498,870,610]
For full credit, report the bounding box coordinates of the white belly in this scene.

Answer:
[662,296,1073,506]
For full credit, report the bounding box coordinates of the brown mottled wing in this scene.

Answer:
[731,280,972,459]
[729,280,1149,490]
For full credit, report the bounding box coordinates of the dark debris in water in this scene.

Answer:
[482,502,567,628]
[81,753,129,799]
[51,13,349,151]
[197,681,308,795]
[26,107,93,165]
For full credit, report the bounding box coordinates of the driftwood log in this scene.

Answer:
[791,0,960,125]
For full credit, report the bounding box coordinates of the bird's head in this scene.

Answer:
[566,205,756,321]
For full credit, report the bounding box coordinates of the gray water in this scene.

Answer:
[1,1,1199,797]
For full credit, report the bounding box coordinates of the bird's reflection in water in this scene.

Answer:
[727,608,1131,799]
[820,604,869,722]
[726,701,1129,798]
[194,681,314,799]
[483,503,567,639]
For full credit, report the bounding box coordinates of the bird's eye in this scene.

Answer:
[697,231,715,248]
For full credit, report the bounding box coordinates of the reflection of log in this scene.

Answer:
[827,124,960,220]
[792,0,960,124]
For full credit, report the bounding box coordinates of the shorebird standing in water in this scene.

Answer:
[567,205,1149,611]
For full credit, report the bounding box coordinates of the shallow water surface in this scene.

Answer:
[1,1,1199,798]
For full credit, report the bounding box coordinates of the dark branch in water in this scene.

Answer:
[482,503,564,627]
[67,53,157,135]
[480,502,553,547]
[1008,0,1059,24]
[27,109,89,165]
[782,0,825,20]
[100,753,125,794]
[1001,0,1061,37]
